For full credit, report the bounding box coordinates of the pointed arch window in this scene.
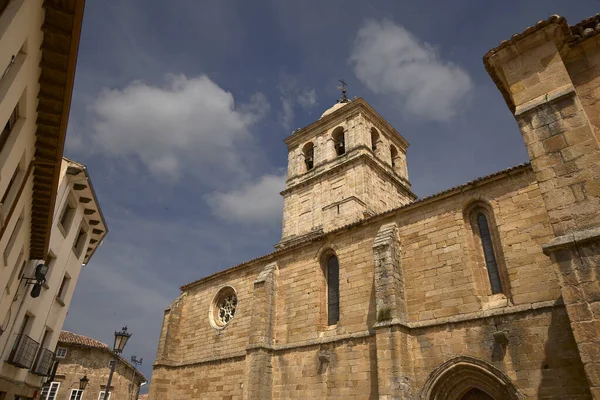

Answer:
[325,255,339,325]
[476,212,503,294]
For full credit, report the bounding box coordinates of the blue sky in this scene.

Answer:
[62,0,600,387]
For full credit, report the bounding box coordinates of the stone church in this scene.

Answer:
[148,14,600,399]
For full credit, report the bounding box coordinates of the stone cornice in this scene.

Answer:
[374,299,561,330]
[282,145,415,199]
[284,98,409,150]
[153,299,561,369]
[542,226,600,255]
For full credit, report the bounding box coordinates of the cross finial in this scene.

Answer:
[336,79,349,103]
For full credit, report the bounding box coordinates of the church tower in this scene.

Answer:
[278,96,416,248]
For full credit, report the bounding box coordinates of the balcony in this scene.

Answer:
[7,334,39,369]
[32,348,55,376]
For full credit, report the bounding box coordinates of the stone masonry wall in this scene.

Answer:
[55,345,142,400]
[149,164,591,398]
[281,154,412,241]
[485,17,600,397]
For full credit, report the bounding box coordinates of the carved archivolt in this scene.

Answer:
[420,356,524,400]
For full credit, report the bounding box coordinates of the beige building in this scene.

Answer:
[0,0,91,399]
[40,331,145,400]
[149,13,600,400]
[0,155,106,400]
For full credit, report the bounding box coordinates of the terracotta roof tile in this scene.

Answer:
[59,331,110,349]
[180,162,532,291]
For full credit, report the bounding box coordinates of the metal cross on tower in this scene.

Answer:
[337,79,349,103]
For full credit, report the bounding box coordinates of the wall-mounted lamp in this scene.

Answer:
[79,375,89,391]
[22,263,48,298]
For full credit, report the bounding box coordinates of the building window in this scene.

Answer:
[3,215,23,264]
[72,223,88,258]
[325,254,340,325]
[4,248,23,294]
[370,127,379,151]
[0,102,18,153]
[69,389,84,400]
[40,382,60,400]
[55,347,67,358]
[44,252,56,287]
[302,142,314,171]
[210,286,237,329]
[56,274,71,305]
[0,155,25,223]
[390,145,398,169]
[59,195,76,235]
[476,213,503,294]
[98,391,111,400]
[332,127,345,156]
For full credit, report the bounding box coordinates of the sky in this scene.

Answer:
[61,0,600,388]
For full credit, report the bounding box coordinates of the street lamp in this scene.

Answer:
[113,326,132,354]
[103,326,132,400]
[79,375,89,391]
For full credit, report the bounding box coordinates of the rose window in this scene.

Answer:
[217,293,237,325]
[210,286,238,329]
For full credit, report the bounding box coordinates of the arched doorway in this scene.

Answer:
[420,357,523,400]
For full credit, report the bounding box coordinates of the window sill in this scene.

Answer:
[55,296,65,307]
[482,293,510,310]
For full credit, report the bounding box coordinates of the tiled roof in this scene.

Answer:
[138,395,148,400]
[59,330,148,382]
[59,331,110,349]
[180,162,532,291]
[570,13,600,43]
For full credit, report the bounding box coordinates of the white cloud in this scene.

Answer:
[277,75,317,130]
[350,19,472,121]
[89,74,269,181]
[297,88,317,110]
[205,173,285,227]
[281,97,295,131]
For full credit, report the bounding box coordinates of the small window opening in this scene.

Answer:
[370,128,380,151]
[390,145,398,168]
[57,274,71,303]
[326,255,340,325]
[0,103,18,153]
[302,142,314,171]
[476,213,503,294]
[72,224,88,258]
[59,197,76,234]
[332,127,345,156]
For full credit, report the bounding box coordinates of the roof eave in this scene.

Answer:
[30,0,86,260]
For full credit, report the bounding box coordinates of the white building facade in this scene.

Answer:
[0,0,89,398]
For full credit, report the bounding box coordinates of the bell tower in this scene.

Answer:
[277,97,416,248]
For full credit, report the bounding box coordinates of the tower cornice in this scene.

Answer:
[280,146,416,200]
